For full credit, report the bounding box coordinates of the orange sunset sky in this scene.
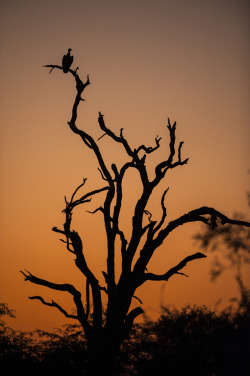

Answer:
[0,0,249,332]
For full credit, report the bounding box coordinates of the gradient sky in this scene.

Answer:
[0,0,249,331]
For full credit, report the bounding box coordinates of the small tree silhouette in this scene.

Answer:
[195,209,250,313]
[21,51,250,375]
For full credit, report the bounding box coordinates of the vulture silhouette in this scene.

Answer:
[62,48,73,73]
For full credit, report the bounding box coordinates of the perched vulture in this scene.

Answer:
[62,48,73,73]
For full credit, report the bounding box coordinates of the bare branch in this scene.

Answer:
[45,65,114,325]
[65,186,109,211]
[98,113,150,185]
[21,270,80,296]
[143,252,207,283]
[124,307,144,336]
[45,64,114,188]
[44,64,63,72]
[132,295,143,305]
[98,113,134,157]
[153,188,169,233]
[169,141,189,169]
[69,178,87,205]
[132,207,250,281]
[136,135,162,155]
[99,285,108,294]
[98,133,108,141]
[153,119,188,185]
[85,279,90,320]
[52,227,65,235]
[154,206,250,250]
[144,210,153,223]
[44,65,90,97]
[124,185,154,268]
[141,220,157,236]
[154,119,176,178]
[110,163,133,258]
[117,229,128,255]
[55,222,103,328]
[63,229,103,328]
[58,183,109,259]
[98,167,109,181]
[86,206,105,215]
[59,238,75,254]
[21,270,89,328]
[29,296,78,320]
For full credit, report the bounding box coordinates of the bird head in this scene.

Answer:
[68,48,72,52]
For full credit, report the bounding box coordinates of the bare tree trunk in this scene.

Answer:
[86,329,121,376]
[86,294,133,376]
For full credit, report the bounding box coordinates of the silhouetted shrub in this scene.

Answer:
[119,305,250,376]
[1,303,249,375]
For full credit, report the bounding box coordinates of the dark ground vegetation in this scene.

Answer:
[1,301,249,376]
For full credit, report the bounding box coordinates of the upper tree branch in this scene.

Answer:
[119,119,185,271]
[44,64,113,187]
[64,183,109,213]
[136,135,162,155]
[44,65,90,97]
[123,119,186,272]
[98,113,157,185]
[154,206,250,251]
[153,119,188,186]
[98,113,134,157]
[97,117,180,278]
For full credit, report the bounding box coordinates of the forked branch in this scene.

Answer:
[153,119,189,185]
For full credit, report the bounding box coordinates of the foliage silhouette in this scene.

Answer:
[0,303,38,374]
[121,305,250,376]
[20,50,250,375]
[1,303,250,375]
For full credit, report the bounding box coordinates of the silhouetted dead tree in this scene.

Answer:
[21,51,250,376]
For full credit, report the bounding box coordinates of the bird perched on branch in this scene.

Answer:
[62,48,73,73]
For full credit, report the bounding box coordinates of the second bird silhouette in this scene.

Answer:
[62,48,73,73]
